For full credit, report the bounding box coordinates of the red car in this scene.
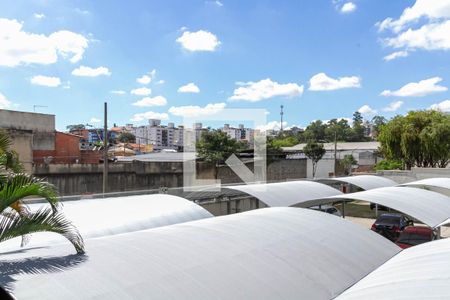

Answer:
[395,226,436,249]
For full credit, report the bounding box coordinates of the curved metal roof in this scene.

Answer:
[4,208,400,300]
[227,181,343,207]
[400,178,450,196]
[316,175,397,190]
[325,187,450,228]
[336,238,450,300]
[0,194,212,252]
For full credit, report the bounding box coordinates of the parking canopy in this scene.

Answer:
[336,238,450,300]
[316,175,397,191]
[0,194,213,252]
[227,181,343,207]
[324,187,450,228]
[4,208,400,300]
[400,177,450,196]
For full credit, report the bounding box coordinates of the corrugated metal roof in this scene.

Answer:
[316,175,398,190]
[325,187,450,228]
[0,194,212,253]
[336,238,450,300]
[4,207,400,300]
[282,141,380,152]
[227,181,343,207]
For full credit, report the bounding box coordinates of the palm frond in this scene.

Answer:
[0,129,12,154]
[0,173,58,213]
[0,207,85,254]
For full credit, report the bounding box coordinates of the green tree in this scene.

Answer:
[197,130,243,179]
[350,111,367,142]
[341,154,357,175]
[378,110,450,169]
[66,124,86,131]
[117,132,136,143]
[303,141,326,178]
[303,120,326,142]
[0,130,84,253]
[371,115,387,138]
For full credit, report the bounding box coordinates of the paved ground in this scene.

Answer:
[345,216,450,238]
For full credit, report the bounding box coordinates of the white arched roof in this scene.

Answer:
[227,181,343,207]
[5,208,400,300]
[0,194,212,252]
[336,238,450,300]
[400,178,450,196]
[317,175,397,190]
[325,187,450,228]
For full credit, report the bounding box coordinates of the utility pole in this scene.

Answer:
[280,105,284,133]
[103,102,108,195]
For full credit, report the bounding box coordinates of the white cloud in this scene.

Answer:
[256,121,287,132]
[176,30,221,52]
[229,78,303,102]
[383,101,404,112]
[0,18,88,67]
[178,82,200,93]
[156,80,165,85]
[130,87,152,96]
[341,2,356,13]
[309,73,361,91]
[377,0,450,33]
[30,75,61,87]
[383,50,409,61]
[130,111,169,122]
[0,93,12,109]
[33,13,45,19]
[385,20,450,51]
[429,100,450,112]
[381,77,447,97]
[358,105,377,115]
[132,96,167,107]
[169,102,226,117]
[136,75,151,85]
[72,66,111,77]
[215,1,223,6]
[111,90,126,95]
[90,117,101,123]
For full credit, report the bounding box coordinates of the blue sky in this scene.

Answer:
[0,0,449,131]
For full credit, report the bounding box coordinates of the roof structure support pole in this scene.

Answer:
[103,101,108,195]
[342,200,346,218]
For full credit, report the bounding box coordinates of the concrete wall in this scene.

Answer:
[0,109,55,132]
[33,159,307,196]
[378,168,450,183]
[7,129,33,172]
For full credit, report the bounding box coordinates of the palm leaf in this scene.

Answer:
[0,173,58,213]
[0,129,12,154]
[0,207,85,254]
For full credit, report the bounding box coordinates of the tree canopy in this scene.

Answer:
[378,110,450,169]
[303,141,326,178]
[117,132,136,143]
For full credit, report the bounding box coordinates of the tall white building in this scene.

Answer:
[133,119,178,151]
[221,124,254,144]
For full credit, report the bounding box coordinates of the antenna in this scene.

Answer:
[33,105,48,112]
[280,105,284,133]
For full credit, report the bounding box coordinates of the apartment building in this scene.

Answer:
[221,124,254,144]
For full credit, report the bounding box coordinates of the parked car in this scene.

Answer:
[395,226,436,249]
[371,213,413,241]
[310,205,342,217]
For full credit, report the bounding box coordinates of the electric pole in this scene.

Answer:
[103,102,108,195]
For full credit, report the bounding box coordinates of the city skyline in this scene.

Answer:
[0,0,449,131]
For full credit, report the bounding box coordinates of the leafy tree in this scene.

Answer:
[341,154,357,175]
[378,110,450,169]
[66,124,86,131]
[270,135,299,147]
[266,137,286,165]
[325,119,352,142]
[353,111,363,124]
[303,120,326,142]
[303,141,326,178]
[117,132,136,143]
[371,115,387,138]
[0,130,84,253]
[197,130,243,178]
